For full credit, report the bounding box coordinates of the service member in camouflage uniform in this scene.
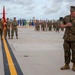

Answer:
[0,18,3,39]
[47,20,52,31]
[6,18,11,39]
[35,20,40,31]
[11,17,18,39]
[56,20,60,33]
[41,20,46,31]
[52,20,56,31]
[60,6,75,71]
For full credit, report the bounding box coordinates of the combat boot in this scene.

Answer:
[60,64,70,70]
[8,36,10,39]
[72,63,75,71]
[16,36,18,39]
[11,36,13,39]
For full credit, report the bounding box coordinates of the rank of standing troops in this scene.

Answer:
[0,17,18,39]
[0,16,64,40]
[35,19,64,32]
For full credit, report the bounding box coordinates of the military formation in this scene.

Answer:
[35,19,64,32]
[0,17,18,40]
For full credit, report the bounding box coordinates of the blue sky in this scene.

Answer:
[0,0,75,20]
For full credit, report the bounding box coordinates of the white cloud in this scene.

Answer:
[0,0,75,20]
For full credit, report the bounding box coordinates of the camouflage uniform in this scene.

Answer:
[56,20,60,32]
[35,20,40,31]
[63,14,75,64]
[60,6,75,71]
[0,19,3,39]
[6,18,11,39]
[52,20,56,31]
[41,21,46,31]
[61,6,75,66]
[47,20,52,31]
[11,17,18,39]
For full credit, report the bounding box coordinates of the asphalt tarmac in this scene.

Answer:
[0,27,75,75]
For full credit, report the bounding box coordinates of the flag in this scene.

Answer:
[2,6,7,37]
[2,6,6,28]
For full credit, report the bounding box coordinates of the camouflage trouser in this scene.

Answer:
[6,29,10,37]
[3,28,7,37]
[0,29,3,38]
[49,26,52,31]
[36,26,40,31]
[63,41,75,64]
[41,26,45,31]
[11,28,18,37]
[56,28,59,32]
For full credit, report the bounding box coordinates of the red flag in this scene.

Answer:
[2,6,6,28]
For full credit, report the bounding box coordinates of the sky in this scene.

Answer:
[0,0,75,20]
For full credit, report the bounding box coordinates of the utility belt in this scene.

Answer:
[12,27,17,29]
